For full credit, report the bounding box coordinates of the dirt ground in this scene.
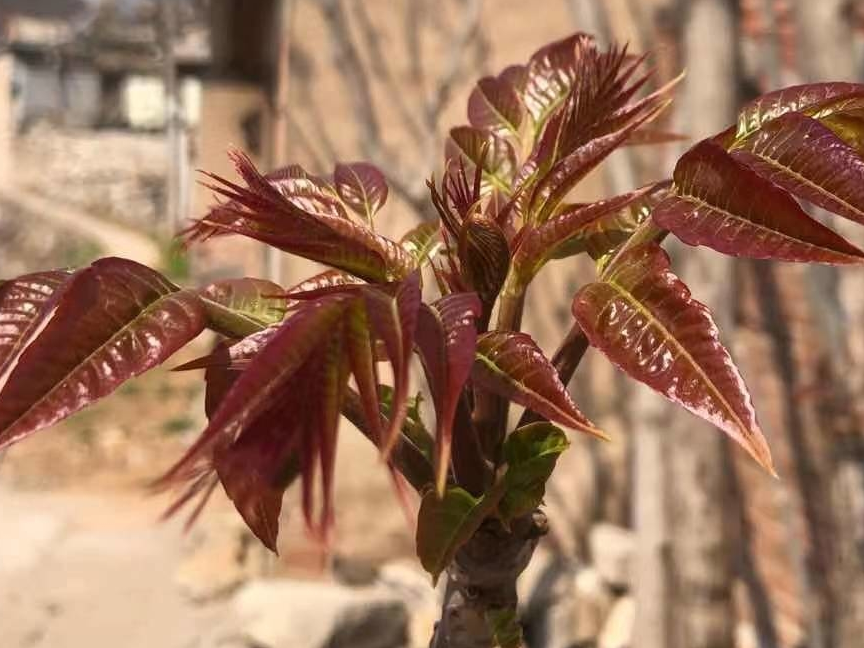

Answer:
[0,338,415,648]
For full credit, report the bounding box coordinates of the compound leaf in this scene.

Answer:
[573,243,774,473]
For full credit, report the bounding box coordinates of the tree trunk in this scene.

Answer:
[664,2,740,648]
[790,3,864,645]
[429,511,547,648]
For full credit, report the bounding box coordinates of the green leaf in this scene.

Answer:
[199,278,285,338]
[378,384,435,463]
[416,483,505,584]
[500,422,569,522]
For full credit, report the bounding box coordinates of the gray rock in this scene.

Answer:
[598,596,635,648]
[572,567,615,645]
[232,578,408,648]
[377,560,439,647]
[521,561,614,648]
[174,514,262,603]
[589,524,634,591]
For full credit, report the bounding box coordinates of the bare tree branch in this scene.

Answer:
[424,0,485,129]
[350,0,428,145]
[403,0,425,86]
[287,113,329,174]
[316,0,383,157]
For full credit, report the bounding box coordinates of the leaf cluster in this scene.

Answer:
[3,36,864,586]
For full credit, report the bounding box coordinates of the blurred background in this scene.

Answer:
[1,1,864,647]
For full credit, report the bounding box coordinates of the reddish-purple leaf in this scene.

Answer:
[0,258,206,450]
[730,112,864,226]
[187,150,411,282]
[160,295,351,486]
[653,140,864,264]
[364,273,422,455]
[446,126,518,192]
[513,183,660,285]
[334,162,389,224]
[468,75,525,138]
[415,293,482,494]
[527,97,670,222]
[202,340,242,420]
[734,82,864,139]
[472,331,604,437]
[213,379,303,551]
[522,33,596,129]
[315,323,350,542]
[345,300,382,446]
[199,278,285,338]
[281,269,364,307]
[572,243,774,473]
[458,213,510,322]
[0,270,74,389]
[400,221,443,267]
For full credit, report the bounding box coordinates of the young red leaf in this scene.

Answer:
[315,323,350,541]
[653,140,864,264]
[345,300,383,446]
[521,32,596,130]
[527,98,670,222]
[734,82,864,140]
[0,258,206,450]
[333,162,389,224]
[446,126,517,192]
[513,183,661,285]
[573,243,775,473]
[199,278,285,338]
[472,331,605,438]
[415,293,482,494]
[212,397,302,551]
[363,273,422,455]
[730,112,864,226]
[160,295,351,485]
[188,151,411,282]
[468,75,525,139]
[0,270,74,389]
[579,181,672,263]
[458,213,510,322]
[400,221,443,267]
[202,340,242,420]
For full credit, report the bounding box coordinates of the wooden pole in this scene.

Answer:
[161,0,183,236]
[265,0,296,283]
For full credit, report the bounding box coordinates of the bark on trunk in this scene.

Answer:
[664,3,741,648]
[429,511,548,648]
